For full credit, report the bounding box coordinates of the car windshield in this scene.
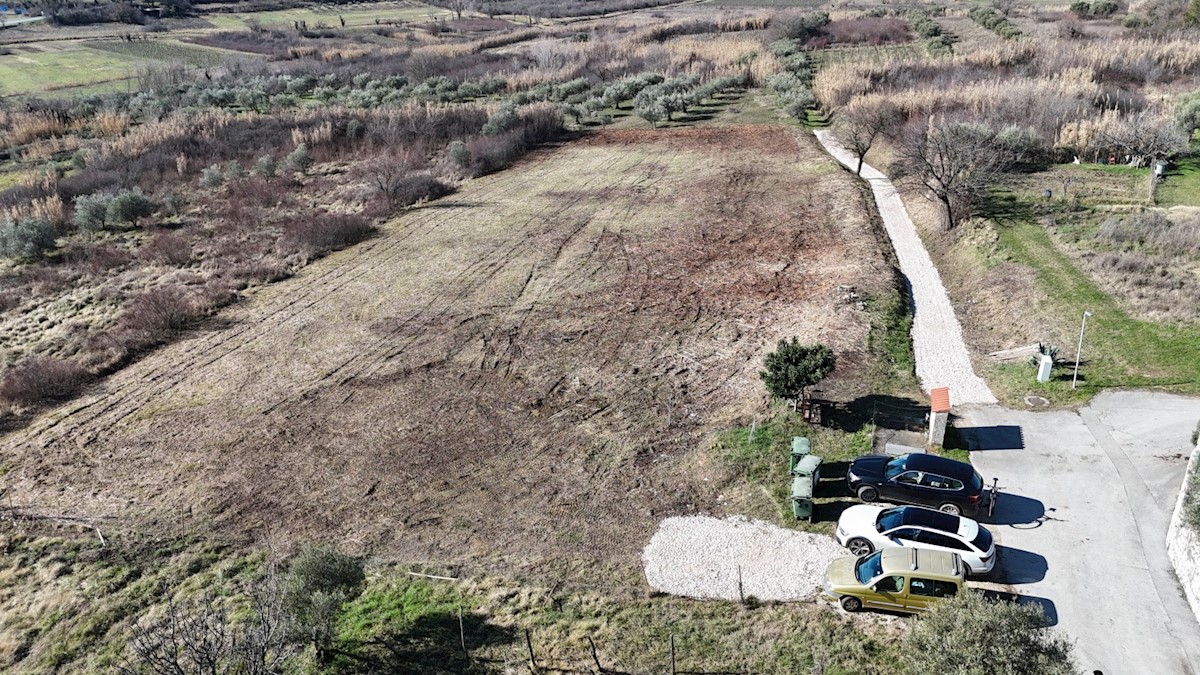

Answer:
[884,456,907,480]
[855,551,883,584]
[970,471,984,493]
[971,526,993,552]
[876,507,904,532]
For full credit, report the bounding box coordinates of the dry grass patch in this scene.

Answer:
[0,126,894,585]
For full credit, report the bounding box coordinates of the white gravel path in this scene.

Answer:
[814,130,997,404]
[641,515,845,601]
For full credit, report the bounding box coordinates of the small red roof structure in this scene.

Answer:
[930,387,951,413]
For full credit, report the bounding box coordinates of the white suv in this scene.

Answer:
[834,504,996,576]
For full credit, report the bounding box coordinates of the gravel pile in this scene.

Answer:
[814,130,997,405]
[641,515,845,601]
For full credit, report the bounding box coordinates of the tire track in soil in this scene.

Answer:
[10,149,569,449]
[3,127,892,575]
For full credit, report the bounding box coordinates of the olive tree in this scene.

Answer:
[283,544,364,663]
[1177,90,1200,137]
[759,339,836,410]
[905,591,1076,675]
[0,217,56,261]
[106,189,156,227]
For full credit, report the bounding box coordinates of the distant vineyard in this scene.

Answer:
[84,39,237,69]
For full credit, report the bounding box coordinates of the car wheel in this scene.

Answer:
[840,595,863,612]
[857,486,879,502]
[846,537,874,557]
[938,503,962,516]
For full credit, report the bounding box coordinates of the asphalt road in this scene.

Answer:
[962,391,1200,675]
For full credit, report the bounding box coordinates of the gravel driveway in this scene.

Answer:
[642,516,844,601]
[814,131,996,405]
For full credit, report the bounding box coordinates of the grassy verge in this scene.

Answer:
[334,572,902,675]
[981,216,1200,405]
[0,533,260,673]
[712,410,873,534]
[2,534,904,674]
[1157,154,1200,208]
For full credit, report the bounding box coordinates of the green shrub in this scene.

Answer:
[106,189,155,227]
[906,591,1076,675]
[1176,90,1200,135]
[1122,12,1152,27]
[448,140,470,168]
[284,544,365,661]
[284,143,313,174]
[759,339,836,405]
[222,160,244,183]
[72,192,113,231]
[481,102,520,135]
[0,217,57,260]
[200,164,225,188]
[252,155,277,178]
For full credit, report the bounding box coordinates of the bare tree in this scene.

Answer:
[121,593,238,675]
[1096,110,1189,167]
[364,149,422,203]
[895,119,1008,230]
[447,0,472,20]
[120,574,291,675]
[992,0,1017,16]
[834,99,904,175]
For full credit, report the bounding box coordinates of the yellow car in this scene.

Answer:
[824,547,966,614]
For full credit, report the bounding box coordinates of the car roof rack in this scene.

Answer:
[910,548,919,570]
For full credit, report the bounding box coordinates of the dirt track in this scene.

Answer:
[1,127,892,579]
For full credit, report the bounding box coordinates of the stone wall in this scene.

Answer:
[1167,444,1200,626]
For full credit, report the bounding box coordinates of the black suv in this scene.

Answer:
[847,453,988,517]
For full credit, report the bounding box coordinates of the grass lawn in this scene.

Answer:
[1156,154,1200,208]
[984,216,1200,405]
[84,39,244,69]
[0,44,153,96]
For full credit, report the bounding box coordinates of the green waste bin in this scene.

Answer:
[793,453,822,482]
[789,436,811,473]
[791,475,814,520]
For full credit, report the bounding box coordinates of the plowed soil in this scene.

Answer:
[0,126,892,579]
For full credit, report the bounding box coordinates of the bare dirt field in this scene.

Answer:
[0,126,892,582]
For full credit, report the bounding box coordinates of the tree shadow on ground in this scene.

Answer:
[979,192,1038,225]
[819,394,929,434]
[975,588,1060,627]
[339,612,517,675]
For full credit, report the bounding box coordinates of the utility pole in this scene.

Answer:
[1072,310,1093,389]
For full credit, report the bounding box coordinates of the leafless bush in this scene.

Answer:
[0,358,93,406]
[139,231,194,266]
[282,213,374,255]
[822,17,913,46]
[1096,211,1200,254]
[118,286,202,342]
[63,241,135,275]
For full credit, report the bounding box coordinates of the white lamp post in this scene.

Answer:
[1072,310,1093,390]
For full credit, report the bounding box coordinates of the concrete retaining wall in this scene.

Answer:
[1167,444,1200,626]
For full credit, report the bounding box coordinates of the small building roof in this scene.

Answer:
[930,387,951,413]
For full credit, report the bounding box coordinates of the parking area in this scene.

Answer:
[961,391,1200,675]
